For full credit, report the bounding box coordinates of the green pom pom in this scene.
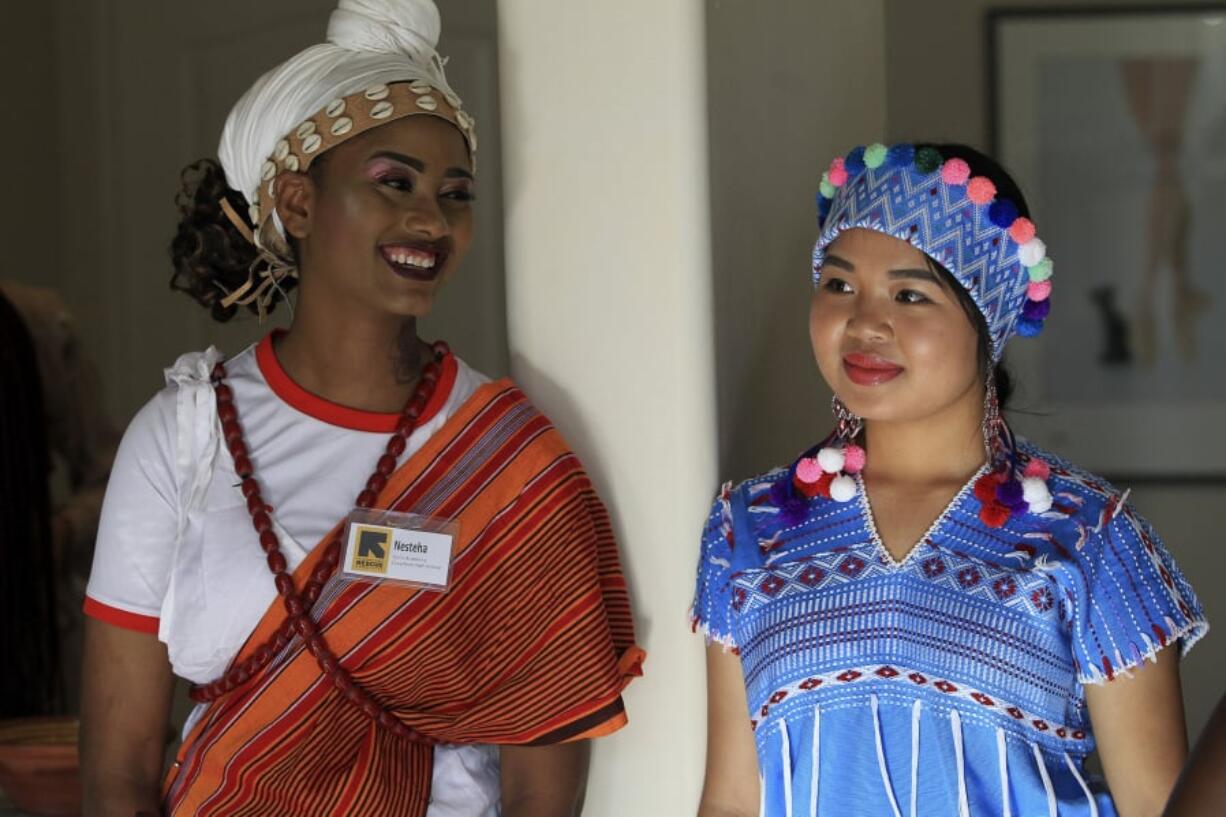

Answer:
[819,177,836,199]
[864,143,888,169]
[1027,258,1053,282]
[914,146,942,174]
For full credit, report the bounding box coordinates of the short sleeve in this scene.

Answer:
[1066,503,1208,684]
[83,390,179,634]
[690,482,739,648]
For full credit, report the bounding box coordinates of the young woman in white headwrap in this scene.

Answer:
[80,2,643,815]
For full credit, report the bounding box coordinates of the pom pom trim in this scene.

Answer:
[816,142,1056,344]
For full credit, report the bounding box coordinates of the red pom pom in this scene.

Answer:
[973,475,999,503]
[794,471,835,498]
[979,503,1010,528]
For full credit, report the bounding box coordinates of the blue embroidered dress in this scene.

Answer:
[692,441,1206,817]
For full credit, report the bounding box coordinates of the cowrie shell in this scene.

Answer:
[330,116,353,136]
[457,110,474,130]
[369,100,394,119]
[295,120,317,139]
[302,133,322,154]
[274,139,289,160]
[415,95,438,111]
[247,204,260,224]
[261,160,276,181]
[409,80,432,94]
[363,84,389,100]
[284,154,300,172]
[325,98,345,117]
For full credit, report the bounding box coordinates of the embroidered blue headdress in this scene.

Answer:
[812,143,1053,361]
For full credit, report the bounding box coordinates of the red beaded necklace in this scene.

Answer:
[188,340,450,744]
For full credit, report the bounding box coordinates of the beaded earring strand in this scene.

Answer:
[971,373,1053,528]
[792,396,866,504]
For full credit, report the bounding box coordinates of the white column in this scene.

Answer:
[497,1,716,814]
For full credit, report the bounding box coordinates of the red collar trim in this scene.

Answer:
[255,331,457,433]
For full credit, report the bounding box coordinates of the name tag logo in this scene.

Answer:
[351,525,392,574]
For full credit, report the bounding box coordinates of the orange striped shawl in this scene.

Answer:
[163,381,644,816]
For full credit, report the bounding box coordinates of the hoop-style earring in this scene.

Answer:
[972,371,1054,527]
[792,395,866,503]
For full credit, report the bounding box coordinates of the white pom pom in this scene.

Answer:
[1018,237,1047,268]
[829,475,858,503]
[816,447,845,474]
[1022,477,1052,513]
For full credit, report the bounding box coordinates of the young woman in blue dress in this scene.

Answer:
[693,143,1207,817]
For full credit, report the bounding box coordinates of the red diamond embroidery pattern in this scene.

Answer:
[839,556,867,578]
[935,681,957,694]
[837,670,862,682]
[875,666,900,679]
[760,576,785,596]
[799,567,827,587]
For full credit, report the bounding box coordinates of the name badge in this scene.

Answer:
[341,509,457,591]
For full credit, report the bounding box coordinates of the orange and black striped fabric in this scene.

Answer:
[163,380,644,815]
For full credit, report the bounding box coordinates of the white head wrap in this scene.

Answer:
[218,0,465,211]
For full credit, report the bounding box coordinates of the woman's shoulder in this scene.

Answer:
[1014,437,1141,538]
[1016,438,1125,504]
[117,345,257,464]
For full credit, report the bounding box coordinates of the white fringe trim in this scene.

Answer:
[1065,752,1099,817]
[1031,742,1057,817]
[1077,616,1210,685]
[871,695,904,817]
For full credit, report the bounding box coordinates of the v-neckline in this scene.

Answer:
[854,463,989,568]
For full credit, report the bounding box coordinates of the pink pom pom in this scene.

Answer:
[1008,217,1036,245]
[796,457,823,484]
[842,444,866,474]
[828,157,848,187]
[1027,280,1052,302]
[1024,459,1050,480]
[940,158,971,186]
[966,176,997,205]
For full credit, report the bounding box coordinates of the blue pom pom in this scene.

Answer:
[887,144,916,169]
[995,479,1026,510]
[845,146,867,176]
[1022,298,1051,321]
[1016,318,1043,337]
[818,196,832,224]
[988,199,1019,229]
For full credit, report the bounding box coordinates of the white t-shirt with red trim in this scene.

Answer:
[86,334,498,817]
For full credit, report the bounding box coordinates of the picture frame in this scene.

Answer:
[988,5,1226,480]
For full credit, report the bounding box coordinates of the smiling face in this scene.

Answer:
[276,113,475,318]
[810,228,984,426]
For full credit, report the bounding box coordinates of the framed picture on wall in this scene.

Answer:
[988,5,1226,480]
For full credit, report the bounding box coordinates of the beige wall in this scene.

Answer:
[707,0,887,482]
[498,1,718,812]
[886,0,1225,740]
